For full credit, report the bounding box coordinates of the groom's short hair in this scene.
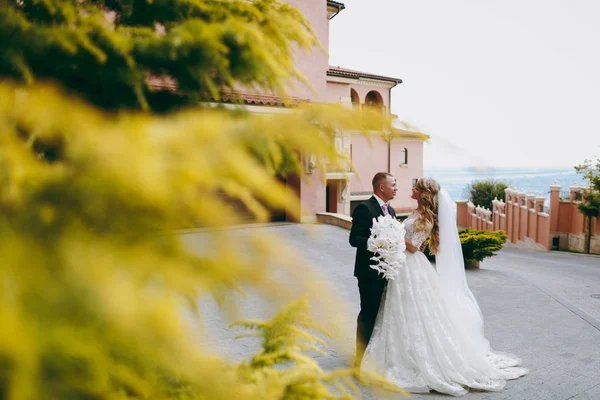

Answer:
[372,172,393,191]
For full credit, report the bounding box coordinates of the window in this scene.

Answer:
[365,91,383,108]
[350,88,359,109]
[400,148,408,165]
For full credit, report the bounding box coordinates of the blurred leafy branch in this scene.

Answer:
[0,0,318,112]
[0,0,402,398]
[0,82,387,398]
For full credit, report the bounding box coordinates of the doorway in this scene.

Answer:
[326,181,339,213]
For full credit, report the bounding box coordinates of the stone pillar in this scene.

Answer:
[518,190,528,243]
[498,200,506,232]
[483,208,493,231]
[505,188,513,240]
[526,193,535,239]
[535,195,547,246]
[549,181,561,232]
[456,200,469,228]
[511,190,521,243]
[492,197,498,228]
[535,195,546,214]
[492,198,500,230]
[467,201,476,229]
[526,193,535,210]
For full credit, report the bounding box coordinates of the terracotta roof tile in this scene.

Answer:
[216,91,307,107]
[148,76,307,107]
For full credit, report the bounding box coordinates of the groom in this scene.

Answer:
[349,172,397,369]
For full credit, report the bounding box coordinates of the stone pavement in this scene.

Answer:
[182,223,600,400]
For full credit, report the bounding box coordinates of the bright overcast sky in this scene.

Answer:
[328,0,600,169]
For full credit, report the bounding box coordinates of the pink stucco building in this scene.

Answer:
[262,1,426,222]
[156,0,426,222]
[292,1,428,221]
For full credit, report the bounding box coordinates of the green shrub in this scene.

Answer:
[465,179,508,210]
[423,229,508,267]
[459,229,507,265]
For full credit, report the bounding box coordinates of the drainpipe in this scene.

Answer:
[388,135,391,173]
[387,79,402,173]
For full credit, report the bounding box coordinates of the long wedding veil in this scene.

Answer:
[436,189,491,355]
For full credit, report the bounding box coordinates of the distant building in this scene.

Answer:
[152,0,428,222]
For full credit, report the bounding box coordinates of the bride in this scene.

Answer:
[361,178,528,396]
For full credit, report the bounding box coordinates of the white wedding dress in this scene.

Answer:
[361,195,527,396]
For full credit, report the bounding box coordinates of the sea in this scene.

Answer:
[424,167,587,208]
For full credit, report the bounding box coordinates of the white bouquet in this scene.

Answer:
[367,214,407,280]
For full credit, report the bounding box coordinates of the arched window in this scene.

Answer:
[350,88,359,108]
[400,148,408,165]
[365,90,383,109]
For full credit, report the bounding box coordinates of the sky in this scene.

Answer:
[328,0,600,169]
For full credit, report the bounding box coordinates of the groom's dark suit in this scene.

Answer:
[349,196,396,367]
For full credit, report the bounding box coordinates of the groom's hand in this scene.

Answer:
[419,241,427,252]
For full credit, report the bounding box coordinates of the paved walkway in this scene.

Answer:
[182,224,600,400]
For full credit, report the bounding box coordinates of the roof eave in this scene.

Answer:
[326,71,403,86]
[327,1,345,19]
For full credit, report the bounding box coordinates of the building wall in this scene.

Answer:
[285,0,329,101]
[390,138,423,212]
[350,134,388,194]
[325,81,353,104]
[300,170,327,222]
[273,1,425,221]
[349,134,422,212]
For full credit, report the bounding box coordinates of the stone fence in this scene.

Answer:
[457,182,600,254]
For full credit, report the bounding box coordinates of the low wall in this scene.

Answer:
[316,212,352,230]
[458,183,599,255]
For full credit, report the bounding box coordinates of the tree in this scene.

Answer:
[575,157,600,254]
[465,179,508,210]
[0,81,381,400]
[0,1,394,398]
[1,0,317,112]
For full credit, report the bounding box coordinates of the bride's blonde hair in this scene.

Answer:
[414,178,441,254]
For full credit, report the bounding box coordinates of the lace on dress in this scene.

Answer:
[403,213,430,249]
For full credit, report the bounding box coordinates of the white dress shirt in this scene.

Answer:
[373,194,388,209]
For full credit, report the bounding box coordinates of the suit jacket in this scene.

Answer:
[349,196,397,279]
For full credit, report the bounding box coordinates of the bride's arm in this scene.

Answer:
[404,238,418,253]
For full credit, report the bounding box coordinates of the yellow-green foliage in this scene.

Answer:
[0,83,397,399]
[423,229,507,267]
[233,298,361,400]
[459,229,508,265]
[0,0,318,111]
[0,1,408,398]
